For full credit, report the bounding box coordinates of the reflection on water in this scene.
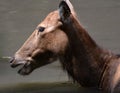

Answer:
[0,0,120,92]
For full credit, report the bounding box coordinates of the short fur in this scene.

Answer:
[10,0,120,93]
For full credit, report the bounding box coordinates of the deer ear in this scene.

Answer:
[59,0,71,22]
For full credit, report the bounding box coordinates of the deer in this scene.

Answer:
[10,0,120,93]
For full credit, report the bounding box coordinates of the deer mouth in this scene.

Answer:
[10,57,34,75]
[10,51,58,75]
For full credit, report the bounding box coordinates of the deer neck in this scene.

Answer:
[61,16,100,65]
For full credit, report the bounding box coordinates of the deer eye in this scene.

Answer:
[38,26,45,32]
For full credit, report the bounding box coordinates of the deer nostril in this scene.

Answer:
[9,57,15,64]
[9,57,19,68]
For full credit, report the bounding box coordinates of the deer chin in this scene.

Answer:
[17,62,33,75]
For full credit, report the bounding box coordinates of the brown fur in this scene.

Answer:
[10,0,120,93]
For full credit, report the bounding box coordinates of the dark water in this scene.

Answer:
[0,0,120,93]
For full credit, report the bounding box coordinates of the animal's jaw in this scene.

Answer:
[17,62,33,75]
[10,57,34,75]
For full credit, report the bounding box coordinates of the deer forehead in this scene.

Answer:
[37,11,62,34]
